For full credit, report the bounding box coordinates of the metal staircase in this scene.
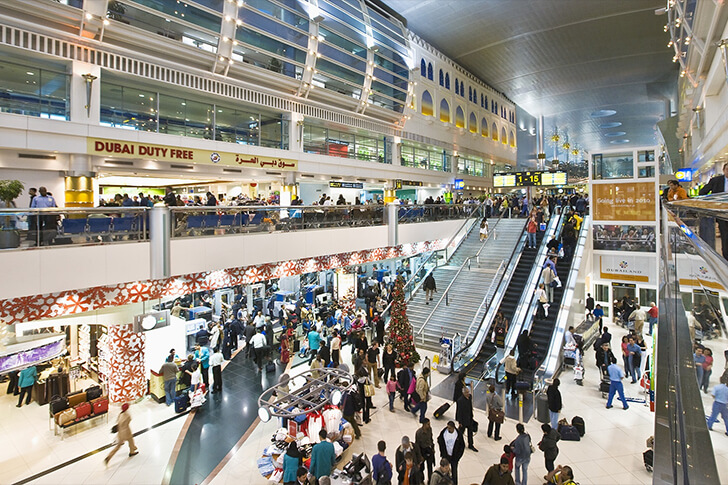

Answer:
[410,219,527,352]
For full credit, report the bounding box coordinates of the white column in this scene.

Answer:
[391,136,401,166]
[149,206,171,279]
[287,112,304,153]
[70,61,101,124]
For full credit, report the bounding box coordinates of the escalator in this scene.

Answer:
[465,230,544,379]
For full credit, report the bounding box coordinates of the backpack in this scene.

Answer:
[376,461,392,485]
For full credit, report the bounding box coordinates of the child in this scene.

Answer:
[386,374,397,412]
[501,444,514,472]
[479,219,489,242]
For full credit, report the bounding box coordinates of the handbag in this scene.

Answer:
[111,424,118,434]
[472,419,479,434]
[489,408,505,424]
[364,384,375,397]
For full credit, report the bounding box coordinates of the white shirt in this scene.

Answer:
[443,429,457,456]
[210,352,224,367]
[535,288,548,303]
[191,368,201,385]
[254,315,265,328]
[250,333,267,349]
[564,331,576,347]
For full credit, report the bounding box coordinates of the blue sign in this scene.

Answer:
[454,179,465,189]
[675,168,692,182]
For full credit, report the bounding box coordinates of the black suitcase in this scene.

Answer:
[572,416,585,436]
[175,393,189,413]
[86,385,103,401]
[49,395,69,416]
[643,449,653,472]
[559,425,581,441]
[564,356,576,366]
[433,402,450,419]
[266,361,276,373]
[515,380,532,391]
[292,339,301,352]
[600,379,611,394]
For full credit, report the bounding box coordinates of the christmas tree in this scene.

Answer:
[387,275,420,366]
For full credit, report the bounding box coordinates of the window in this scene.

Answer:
[445,73,450,89]
[501,127,507,144]
[439,99,450,123]
[100,83,158,132]
[0,61,70,120]
[468,86,472,102]
[594,284,609,303]
[592,152,634,179]
[455,106,465,128]
[469,113,477,133]
[492,123,498,141]
[455,78,459,95]
[472,89,476,104]
[421,90,434,117]
[460,81,465,97]
[509,131,515,147]
[484,95,488,110]
[420,59,426,77]
[158,95,213,139]
[491,100,495,112]
[439,69,444,86]
[481,118,488,137]
[427,62,433,81]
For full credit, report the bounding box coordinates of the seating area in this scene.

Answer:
[50,385,109,439]
[58,215,144,242]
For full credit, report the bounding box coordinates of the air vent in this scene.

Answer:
[300,174,315,178]
[331,176,342,180]
[265,171,281,176]
[357,178,366,182]
[170,164,193,170]
[378,179,387,183]
[223,168,242,173]
[19,153,56,160]
[104,160,134,166]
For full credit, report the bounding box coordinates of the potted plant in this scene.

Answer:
[0,179,24,249]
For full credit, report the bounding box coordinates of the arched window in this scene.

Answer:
[455,106,465,128]
[492,122,498,141]
[495,102,498,114]
[460,81,465,97]
[427,63,433,81]
[445,73,450,89]
[439,99,450,123]
[439,69,444,86]
[421,90,434,117]
[510,131,516,147]
[501,127,507,144]
[484,95,488,110]
[491,100,495,112]
[455,78,459,95]
[469,113,477,133]
[473,89,477,104]
[468,86,472,102]
[481,118,488,137]
[420,59,426,77]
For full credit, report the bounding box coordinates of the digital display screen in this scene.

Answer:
[494,171,567,187]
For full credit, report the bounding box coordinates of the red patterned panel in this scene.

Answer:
[0,239,446,325]
[107,324,146,403]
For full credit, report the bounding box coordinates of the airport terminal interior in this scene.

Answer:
[1,1,728,484]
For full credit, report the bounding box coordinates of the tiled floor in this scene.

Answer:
[3,319,727,485]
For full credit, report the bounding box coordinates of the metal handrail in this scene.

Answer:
[462,260,505,344]
[379,204,486,320]
[0,207,149,213]
[449,221,528,372]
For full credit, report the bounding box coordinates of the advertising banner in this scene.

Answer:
[595,254,656,283]
[592,182,656,221]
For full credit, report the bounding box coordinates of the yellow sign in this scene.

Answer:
[87,138,298,171]
[592,182,655,222]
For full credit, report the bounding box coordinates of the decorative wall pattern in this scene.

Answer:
[107,324,146,403]
[0,240,445,325]
[78,324,91,363]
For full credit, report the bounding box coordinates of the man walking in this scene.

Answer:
[437,421,465,485]
[372,440,393,484]
[249,328,268,372]
[194,344,210,388]
[585,293,595,320]
[504,350,520,400]
[415,419,435,482]
[410,368,431,423]
[367,341,382,387]
[605,362,629,410]
[510,423,532,485]
[159,356,179,406]
[455,387,478,452]
[707,374,728,434]
[423,273,437,303]
[481,457,515,485]
[309,429,336,483]
[104,403,138,465]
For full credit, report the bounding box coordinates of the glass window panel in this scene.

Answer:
[100,83,157,131]
[355,135,382,162]
[374,53,407,75]
[638,150,655,162]
[111,2,218,50]
[189,0,224,12]
[125,0,221,32]
[638,166,655,178]
[368,10,406,44]
[244,0,309,30]
[39,69,70,119]
[0,64,39,117]
[373,67,407,90]
[318,43,366,72]
[591,152,634,179]
[371,80,406,102]
[158,94,213,139]
[304,124,327,155]
[319,26,366,59]
[315,58,365,86]
[267,0,310,17]
[235,28,306,77]
[260,114,286,149]
[215,107,259,145]
[240,8,308,47]
[369,94,403,112]
[319,0,366,36]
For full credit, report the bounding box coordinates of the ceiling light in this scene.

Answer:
[610,139,630,144]
[599,122,622,129]
[590,109,617,118]
[85,12,93,20]
[225,15,232,21]
[103,18,110,26]
[604,132,627,137]
[258,406,271,422]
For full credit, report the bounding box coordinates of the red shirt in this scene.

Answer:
[647,306,658,318]
[501,452,514,472]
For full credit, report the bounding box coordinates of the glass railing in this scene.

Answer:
[397,203,479,224]
[0,207,148,249]
[656,205,721,482]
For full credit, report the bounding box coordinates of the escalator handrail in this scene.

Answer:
[449,218,529,372]
[414,208,507,340]
[535,215,590,384]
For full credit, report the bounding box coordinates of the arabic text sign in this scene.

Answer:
[87,138,298,171]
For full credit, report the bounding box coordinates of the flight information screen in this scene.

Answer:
[494,171,567,187]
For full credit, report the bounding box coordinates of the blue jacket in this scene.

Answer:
[282,453,301,482]
[18,366,37,388]
[371,453,392,482]
[309,440,336,479]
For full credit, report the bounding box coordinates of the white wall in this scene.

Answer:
[0,167,66,208]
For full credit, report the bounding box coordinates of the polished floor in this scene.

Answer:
[2,318,727,484]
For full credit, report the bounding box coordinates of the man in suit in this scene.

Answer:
[699,162,728,259]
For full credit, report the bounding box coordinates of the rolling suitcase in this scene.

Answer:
[175,393,190,413]
[600,378,611,397]
[266,361,276,373]
[292,339,301,352]
[572,416,585,436]
[643,449,653,472]
[433,402,450,419]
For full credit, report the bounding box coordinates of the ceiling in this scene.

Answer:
[383,0,678,154]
